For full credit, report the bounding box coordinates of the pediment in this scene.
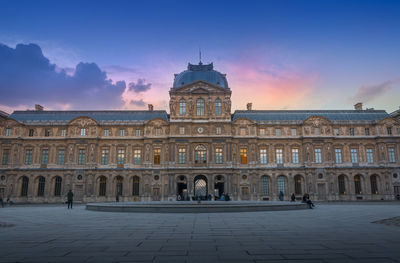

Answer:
[233,117,255,125]
[147,118,169,126]
[69,116,98,126]
[171,80,230,94]
[302,116,331,127]
[378,117,398,126]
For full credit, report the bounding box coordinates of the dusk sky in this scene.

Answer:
[1,0,399,113]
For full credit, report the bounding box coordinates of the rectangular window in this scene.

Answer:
[260,148,267,164]
[240,128,246,136]
[179,127,185,135]
[216,147,223,164]
[387,127,392,135]
[365,128,370,136]
[45,129,50,137]
[117,149,125,164]
[154,148,161,164]
[178,147,186,164]
[351,148,358,163]
[57,149,65,165]
[101,149,109,165]
[240,147,247,164]
[104,129,109,136]
[195,146,207,163]
[5,128,11,136]
[276,128,281,136]
[80,128,86,136]
[388,147,396,163]
[78,149,85,165]
[366,148,374,164]
[135,129,141,136]
[334,128,339,136]
[41,149,49,164]
[291,128,297,136]
[292,148,299,164]
[2,149,9,165]
[335,149,342,164]
[314,148,322,163]
[61,129,66,137]
[216,127,222,135]
[155,128,162,136]
[276,148,283,164]
[29,129,34,137]
[133,149,141,165]
[120,129,125,137]
[259,128,265,135]
[25,149,33,165]
[349,128,354,136]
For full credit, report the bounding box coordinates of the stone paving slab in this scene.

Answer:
[0,203,400,262]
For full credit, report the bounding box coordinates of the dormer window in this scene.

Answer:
[120,129,125,137]
[45,129,51,137]
[80,128,86,136]
[5,128,11,136]
[387,127,392,135]
[29,129,34,137]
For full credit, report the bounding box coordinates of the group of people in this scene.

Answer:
[177,193,231,201]
[0,196,13,208]
[286,192,315,209]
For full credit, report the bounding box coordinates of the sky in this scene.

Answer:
[0,0,399,114]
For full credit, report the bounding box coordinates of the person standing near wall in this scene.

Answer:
[67,190,74,209]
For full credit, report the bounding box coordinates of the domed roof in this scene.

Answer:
[173,62,229,89]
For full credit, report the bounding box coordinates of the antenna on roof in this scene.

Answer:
[199,47,202,64]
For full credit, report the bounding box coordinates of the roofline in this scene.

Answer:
[233,110,388,113]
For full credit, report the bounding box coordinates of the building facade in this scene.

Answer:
[0,62,400,203]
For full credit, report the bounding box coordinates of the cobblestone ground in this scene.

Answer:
[1,203,400,263]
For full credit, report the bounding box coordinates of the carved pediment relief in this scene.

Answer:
[233,118,254,125]
[303,116,331,127]
[172,81,229,94]
[69,117,98,127]
[378,117,398,126]
[147,118,168,127]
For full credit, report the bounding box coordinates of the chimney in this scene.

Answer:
[35,104,44,111]
[354,102,363,110]
[148,104,153,111]
[247,103,252,111]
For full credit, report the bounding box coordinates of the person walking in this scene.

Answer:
[279,191,284,201]
[67,190,74,209]
[0,196,4,208]
[291,193,296,202]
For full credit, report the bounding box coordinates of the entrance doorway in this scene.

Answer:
[318,183,326,200]
[194,175,208,200]
[176,175,187,200]
[214,175,225,200]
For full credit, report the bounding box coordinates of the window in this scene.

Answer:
[276,128,281,136]
[196,98,204,116]
[45,129,50,137]
[294,175,302,195]
[37,176,45,197]
[335,148,342,164]
[99,176,107,196]
[259,128,265,136]
[135,129,141,136]
[387,127,392,135]
[132,176,140,196]
[260,148,267,164]
[119,129,125,137]
[240,128,246,136]
[117,149,125,164]
[349,128,354,136]
[276,149,283,164]
[101,149,109,165]
[5,128,11,136]
[277,176,285,194]
[25,149,33,165]
[261,176,269,195]
[2,149,10,165]
[215,99,222,115]
[216,147,223,164]
[292,148,299,164]
[61,129,66,137]
[57,150,65,165]
[351,148,358,163]
[314,148,322,163]
[80,128,86,136]
[338,175,346,194]
[133,149,141,165]
[116,176,123,196]
[179,99,187,115]
[365,128,370,136]
[291,128,297,136]
[366,148,374,163]
[314,128,320,135]
[154,148,161,164]
[240,147,247,164]
[216,127,222,135]
[104,129,109,137]
[54,176,62,196]
[178,147,186,164]
[155,128,162,136]
[334,128,339,136]
[195,145,207,164]
[29,129,34,137]
[41,149,49,164]
[370,175,378,194]
[21,176,29,197]
[78,149,85,165]
[354,175,362,194]
[179,127,185,135]
[388,147,396,163]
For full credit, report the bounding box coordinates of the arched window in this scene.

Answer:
[338,175,346,194]
[54,176,62,196]
[370,175,378,194]
[21,176,29,197]
[195,145,207,164]
[196,98,204,116]
[37,176,45,197]
[99,176,107,196]
[215,99,222,115]
[116,176,123,196]
[179,99,186,115]
[354,175,362,195]
[132,176,140,196]
[278,176,285,194]
[261,176,269,195]
[294,175,302,195]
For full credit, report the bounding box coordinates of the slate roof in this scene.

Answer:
[232,110,391,124]
[8,110,168,125]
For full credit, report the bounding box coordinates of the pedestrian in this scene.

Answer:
[0,196,4,208]
[279,191,284,201]
[116,194,119,202]
[291,193,296,202]
[67,189,73,209]
[306,196,315,209]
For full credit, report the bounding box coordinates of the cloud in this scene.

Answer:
[129,99,146,107]
[128,79,152,93]
[0,43,127,110]
[349,78,400,103]
[104,65,137,73]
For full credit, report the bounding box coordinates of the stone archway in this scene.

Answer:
[194,175,208,200]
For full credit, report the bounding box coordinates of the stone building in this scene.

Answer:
[0,62,399,203]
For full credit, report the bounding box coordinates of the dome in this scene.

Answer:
[173,62,229,89]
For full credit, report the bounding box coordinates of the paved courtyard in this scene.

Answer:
[1,203,400,263]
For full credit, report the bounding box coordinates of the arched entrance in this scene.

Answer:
[176,175,187,200]
[194,175,208,200]
[214,175,225,200]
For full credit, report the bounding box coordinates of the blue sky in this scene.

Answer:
[0,0,399,113]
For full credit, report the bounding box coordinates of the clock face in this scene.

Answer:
[197,127,204,134]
